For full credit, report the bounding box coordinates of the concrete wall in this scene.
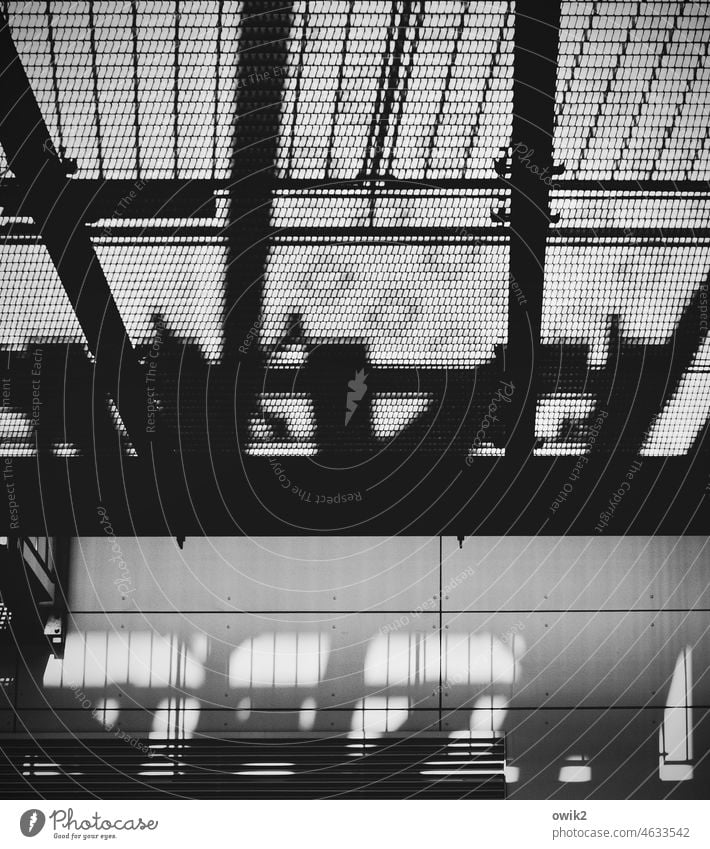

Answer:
[1,535,708,798]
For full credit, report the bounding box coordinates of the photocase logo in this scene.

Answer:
[20,810,46,837]
[345,368,368,425]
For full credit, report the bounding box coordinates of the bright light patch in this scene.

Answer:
[298,697,317,731]
[558,755,592,783]
[43,630,207,689]
[229,632,331,688]
[469,694,508,736]
[443,632,520,687]
[236,697,251,722]
[363,632,439,687]
[659,646,694,782]
[349,697,410,738]
[150,696,201,740]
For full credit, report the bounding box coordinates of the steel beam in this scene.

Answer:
[0,13,150,458]
[3,177,705,219]
[505,0,562,464]
[224,1,295,455]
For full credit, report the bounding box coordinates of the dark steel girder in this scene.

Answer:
[505,1,562,465]
[0,12,150,459]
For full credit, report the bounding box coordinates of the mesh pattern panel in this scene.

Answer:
[2,1,240,179]
[542,242,710,358]
[271,188,508,229]
[254,1,515,453]
[371,392,433,439]
[537,239,710,455]
[247,394,318,456]
[3,2,710,458]
[0,408,36,456]
[551,191,710,229]
[276,0,514,180]
[555,1,710,180]
[643,334,710,455]
[545,2,710,455]
[0,238,225,362]
[260,239,508,368]
[0,241,87,350]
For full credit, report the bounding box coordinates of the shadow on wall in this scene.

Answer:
[40,627,523,740]
[36,628,696,789]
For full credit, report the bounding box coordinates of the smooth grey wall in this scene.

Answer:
[2,536,707,798]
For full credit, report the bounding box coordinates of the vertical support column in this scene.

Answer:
[224,1,294,445]
[505,2,561,464]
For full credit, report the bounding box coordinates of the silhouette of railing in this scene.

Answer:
[0,734,505,799]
